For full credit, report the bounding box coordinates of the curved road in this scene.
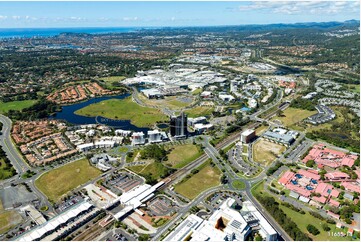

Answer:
[0,114,31,174]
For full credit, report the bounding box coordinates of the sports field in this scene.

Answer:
[0,100,38,114]
[35,158,102,202]
[166,144,203,169]
[174,162,221,199]
[75,97,167,127]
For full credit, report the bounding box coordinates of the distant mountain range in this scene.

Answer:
[161,19,360,32]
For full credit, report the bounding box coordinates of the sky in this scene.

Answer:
[0,1,359,28]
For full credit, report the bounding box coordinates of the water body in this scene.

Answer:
[51,93,149,133]
[0,27,140,39]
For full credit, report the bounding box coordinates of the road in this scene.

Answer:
[0,114,31,174]
[153,87,297,241]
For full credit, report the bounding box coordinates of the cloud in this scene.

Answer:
[236,1,360,15]
[122,17,139,22]
[0,15,8,20]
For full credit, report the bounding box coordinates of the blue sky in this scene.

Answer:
[0,1,359,28]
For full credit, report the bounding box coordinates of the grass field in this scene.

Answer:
[192,88,202,95]
[232,180,246,190]
[75,97,167,128]
[253,140,286,166]
[0,159,16,180]
[128,162,171,181]
[0,100,38,114]
[139,95,191,110]
[271,108,317,128]
[185,106,214,118]
[345,84,360,94]
[0,210,23,234]
[174,161,221,199]
[0,200,23,234]
[97,76,126,82]
[35,158,102,202]
[280,206,353,241]
[255,125,269,136]
[252,181,354,241]
[166,144,203,169]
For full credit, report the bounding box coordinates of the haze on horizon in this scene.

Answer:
[0,1,360,28]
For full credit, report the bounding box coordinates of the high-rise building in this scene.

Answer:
[170,112,187,138]
[240,129,256,143]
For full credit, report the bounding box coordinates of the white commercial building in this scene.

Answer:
[188,116,207,127]
[219,94,235,102]
[115,129,132,137]
[110,182,164,220]
[132,132,145,145]
[16,201,95,241]
[164,198,277,241]
[148,129,163,143]
[194,123,214,133]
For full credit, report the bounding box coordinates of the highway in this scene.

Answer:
[0,114,31,174]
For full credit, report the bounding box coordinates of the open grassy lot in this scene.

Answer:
[255,125,269,136]
[232,180,246,190]
[0,210,23,234]
[166,144,203,169]
[0,200,23,234]
[97,76,126,82]
[192,88,202,95]
[128,161,171,181]
[271,107,317,128]
[174,161,221,199]
[139,95,191,110]
[253,139,286,166]
[280,206,353,241]
[0,100,38,114]
[35,158,102,202]
[0,158,16,180]
[185,106,214,118]
[345,84,360,94]
[75,97,167,128]
[252,181,354,241]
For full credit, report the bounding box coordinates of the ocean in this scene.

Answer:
[0,27,141,38]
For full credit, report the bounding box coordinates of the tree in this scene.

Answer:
[220,175,228,184]
[138,234,150,241]
[307,224,320,235]
[322,223,331,231]
[306,160,315,168]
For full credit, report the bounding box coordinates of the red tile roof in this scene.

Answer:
[278,171,295,185]
[341,182,360,193]
[285,183,311,197]
[325,171,350,180]
[312,196,327,204]
[329,199,340,207]
[298,169,320,180]
[315,183,334,197]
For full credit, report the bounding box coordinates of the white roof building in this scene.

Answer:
[164,198,277,241]
[132,132,145,145]
[148,130,163,143]
[16,201,94,241]
[219,94,235,102]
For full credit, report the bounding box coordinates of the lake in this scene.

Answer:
[51,93,149,132]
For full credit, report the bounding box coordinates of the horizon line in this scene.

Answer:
[0,19,359,30]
